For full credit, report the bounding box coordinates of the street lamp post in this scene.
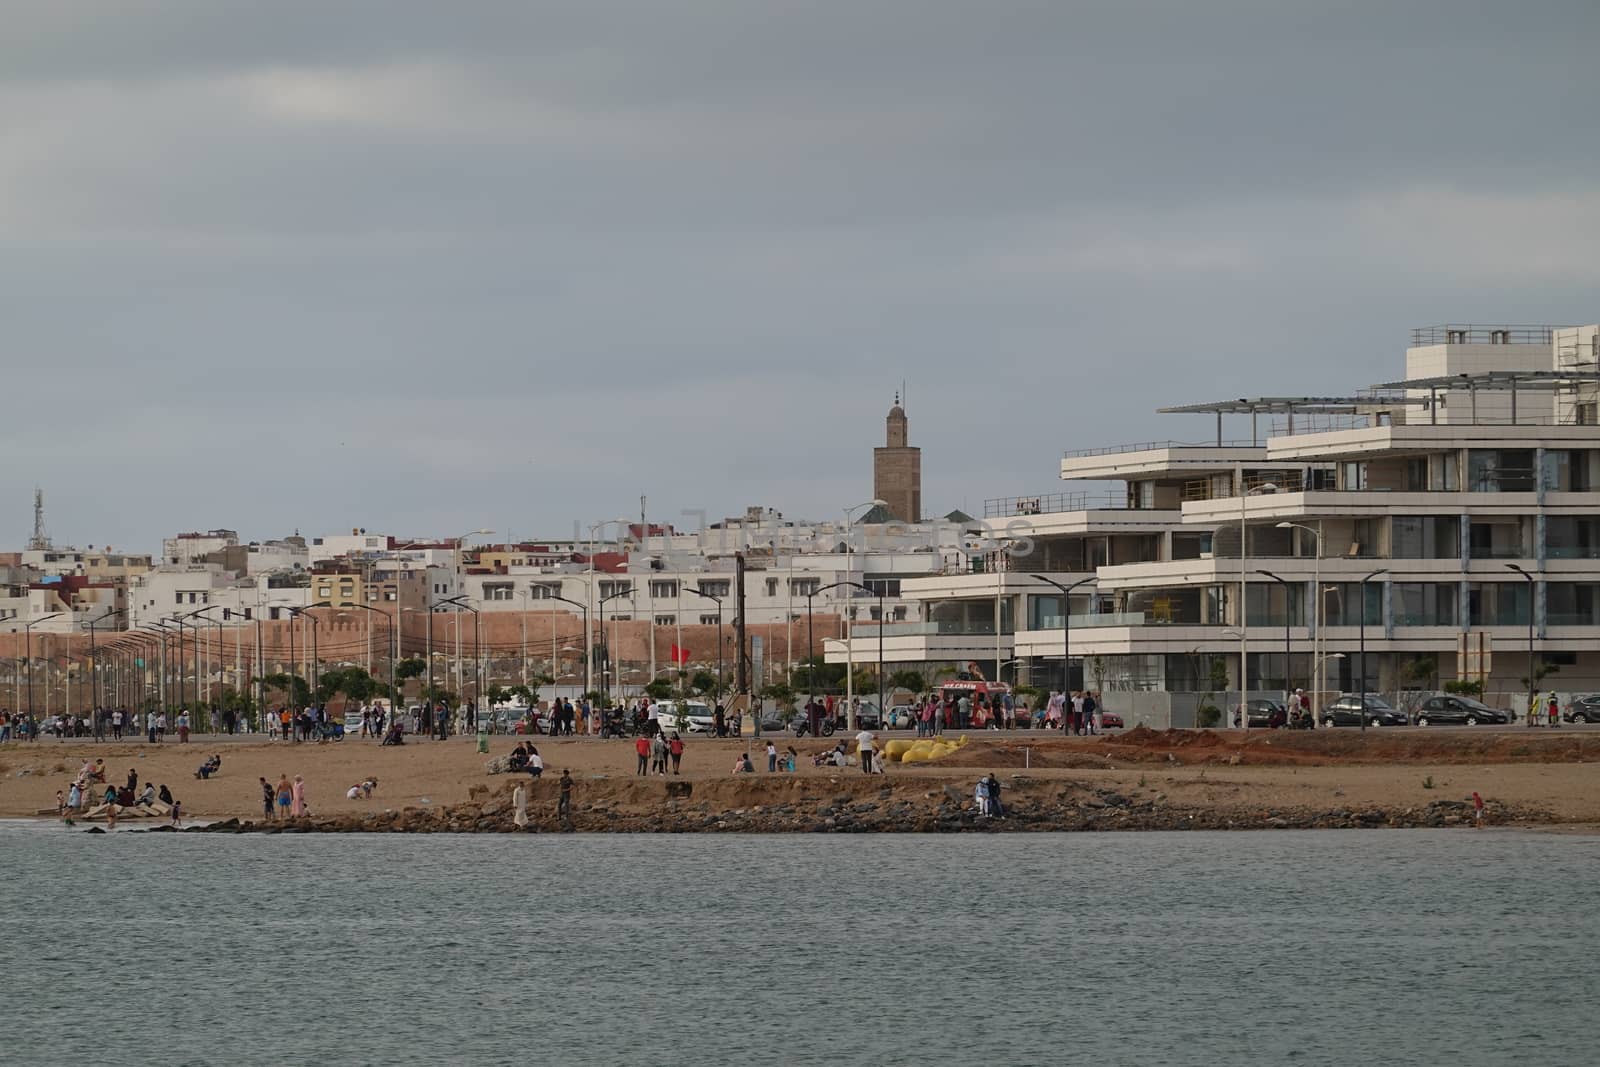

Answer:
[441,595,483,730]
[1277,521,1324,725]
[686,586,724,696]
[1357,569,1387,732]
[285,607,320,708]
[840,500,886,730]
[599,589,633,707]
[86,607,125,736]
[14,613,64,722]
[316,600,398,728]
[817,579,883,729]
[802,587,820,701]
[1258,570,1292,721]
[551,594,591,697]
[1026,576,1096,696]
[1507,563,1536,723]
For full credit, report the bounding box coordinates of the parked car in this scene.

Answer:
[1413,695,1511,726]
[650,701,717,734]
[1564,694,1600,724]
[1099,709,1125,730]
[886,704,920,730]
[1231,699,1286,729]
[1320,694,1409,727]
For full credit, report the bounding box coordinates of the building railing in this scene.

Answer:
[1411,325,1561,346]
[1062,438,1258,459]
[1028,611,1147,629]
[982,491,1131,517]
[875,621,1015,637]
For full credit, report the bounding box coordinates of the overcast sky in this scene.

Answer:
[5,1,1598,552]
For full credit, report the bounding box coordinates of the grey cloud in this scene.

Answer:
[2,1,1598,548]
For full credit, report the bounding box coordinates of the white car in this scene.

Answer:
[650,701,716,734]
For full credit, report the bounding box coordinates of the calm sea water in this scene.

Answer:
[2,825,1595,1066]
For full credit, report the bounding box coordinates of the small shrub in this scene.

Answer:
[1137,773,1147,788]
[1196,705,1221,729]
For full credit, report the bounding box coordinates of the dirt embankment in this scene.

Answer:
[933,727,1600,769]
[139,772,1554,836]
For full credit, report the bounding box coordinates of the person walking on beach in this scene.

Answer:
[512,783,528,829]
[557,769,573,821]
[1472,790,1486,827]
[147,713,158,744]
[856,729,876,774]
[766,740,778,772]
[669,734,684,774]
[651,733,668,775]
[260,777,274,821]
[1548,692,1561,728]
[290,775,306,817]
[176,711,190,744]
[635,734,650,776]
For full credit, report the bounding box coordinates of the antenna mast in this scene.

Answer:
[28,487,51,551]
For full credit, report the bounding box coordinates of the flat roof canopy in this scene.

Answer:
[1369,370,1600,391]
[1157,395,1423,415]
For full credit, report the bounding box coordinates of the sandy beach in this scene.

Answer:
[6,728,1599,826]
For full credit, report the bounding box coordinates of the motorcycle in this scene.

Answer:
[793,716,836,738]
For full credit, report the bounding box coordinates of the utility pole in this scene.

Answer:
[734,552,749,706]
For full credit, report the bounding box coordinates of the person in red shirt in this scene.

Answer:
[668,734,685,774]
[1472,791,1485,827]
[635,734,649,776]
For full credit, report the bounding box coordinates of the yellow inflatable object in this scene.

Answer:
[882,739,915,761]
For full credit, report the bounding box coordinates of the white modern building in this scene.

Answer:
[832,323,1600,719]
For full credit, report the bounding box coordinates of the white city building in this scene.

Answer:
[832,323,1600,725]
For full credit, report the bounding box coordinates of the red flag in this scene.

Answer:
[670,644,691,665]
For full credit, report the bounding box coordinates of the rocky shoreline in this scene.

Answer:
[93,776,1556,835]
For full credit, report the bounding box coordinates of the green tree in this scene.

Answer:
[688,670,718,696]
[790,656,844,693]
[316,666,375,706]
[888,669,926,695]
[486,684,509,707]
[644,678,675,701]
[395,658,426,682]
[421,685,458,709]
[261,672,311,708]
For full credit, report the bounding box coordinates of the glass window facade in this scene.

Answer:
[1546,517,1600,560]
[1467,582,1531,626]
[1547,582,1600,626]
[1467,449,1535,492]
[1391,516,1461,559]
[1391,583,1458,626]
